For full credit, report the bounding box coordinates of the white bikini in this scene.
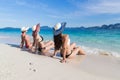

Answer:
[36,34,43,42]
[66,38,72,58]
[67,38,70,46]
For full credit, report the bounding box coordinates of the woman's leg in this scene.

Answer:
[68,47,85,58]
[42,41,54,52]
[77,47,85,55]
[69,43,76,49]
[44,41,54,47]
[68,47,80,58]
[44,44,54,51]
[41,43,54,55]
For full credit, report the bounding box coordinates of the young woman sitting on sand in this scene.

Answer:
[51,22,85,63]
[20,27,32,50]
[32,23,54,55]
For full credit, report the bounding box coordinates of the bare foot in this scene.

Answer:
[60,59,67,63]
[50,54,56,58]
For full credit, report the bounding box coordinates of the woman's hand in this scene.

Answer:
[60,59,66,63]
[20,44,23,48]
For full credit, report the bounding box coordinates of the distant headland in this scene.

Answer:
[71,23,120,30]
[0,23,120,30]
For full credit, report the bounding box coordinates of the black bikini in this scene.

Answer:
[60,51,72,58]
[38,47,45,52]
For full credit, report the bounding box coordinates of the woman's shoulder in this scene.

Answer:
[24,34,30,39]
[62,34,69,38]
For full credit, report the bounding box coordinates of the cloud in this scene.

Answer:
[0,19,17,22]
[66,0,120,17]
[15,0,59,15]
[47,15,62,18]
[47,14,71,19]
[112,17,120,21]
[15,0,39,8]
[86,0,120,14]
[15,0,53,10]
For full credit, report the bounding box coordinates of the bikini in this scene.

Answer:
[61,38,72,58]
[25,43,29,48]
[60,51,72,58]
[38,47,45,52]
[36,34,44,52]
[36,34,43,42]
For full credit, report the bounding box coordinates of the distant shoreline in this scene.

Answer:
[0,22,120,29]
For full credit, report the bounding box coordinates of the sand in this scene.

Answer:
[0,43,120,80]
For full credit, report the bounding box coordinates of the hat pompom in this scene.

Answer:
[54,23,61,31]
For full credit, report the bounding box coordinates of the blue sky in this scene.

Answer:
[0,0,120,28]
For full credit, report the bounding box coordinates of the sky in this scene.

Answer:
[0,0,120,28]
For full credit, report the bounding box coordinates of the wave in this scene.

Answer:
[81,46,120,58]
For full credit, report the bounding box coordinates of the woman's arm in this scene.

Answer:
[51,49,58,57]
[32,31,38,53]
[32,31,37,46]
[20,35,24,48]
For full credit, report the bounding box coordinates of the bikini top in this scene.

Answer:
[36,34,44,42]
[67,38,70,46]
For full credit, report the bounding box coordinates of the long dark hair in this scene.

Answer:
[54,33,62,50]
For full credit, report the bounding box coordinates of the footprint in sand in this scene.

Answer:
[29,62,36,72]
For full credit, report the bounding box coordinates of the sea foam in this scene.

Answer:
[81,46,120,58]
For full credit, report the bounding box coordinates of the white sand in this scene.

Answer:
[0,43,120,80]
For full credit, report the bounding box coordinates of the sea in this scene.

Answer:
[0,27,120,57]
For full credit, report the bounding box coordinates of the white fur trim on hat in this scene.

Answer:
[21,27,29,32]
[32,25,37,31]
[54,23,61,31]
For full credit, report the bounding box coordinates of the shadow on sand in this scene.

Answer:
[6,43,66,61]
[6,43,29,52]
[7,43,20,48]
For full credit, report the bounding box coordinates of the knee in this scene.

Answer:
[49,40,53,43]
[73,43,76,46]
[78,47,85,55]
[72,43,76,47]
[50,41,54,45]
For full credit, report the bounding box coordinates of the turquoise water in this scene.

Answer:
[0,28,120,57]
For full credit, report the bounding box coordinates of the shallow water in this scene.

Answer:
[0,28,120,57]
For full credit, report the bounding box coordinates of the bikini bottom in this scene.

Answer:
[25,44,29,48]
[38,47,45,52]
[60,51,72,58]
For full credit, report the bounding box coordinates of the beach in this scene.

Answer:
[0,43,120,80]
[1,0,120,79]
